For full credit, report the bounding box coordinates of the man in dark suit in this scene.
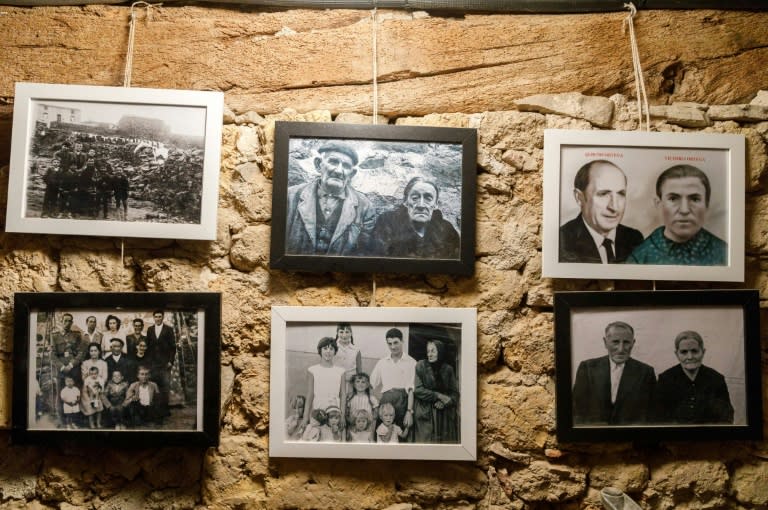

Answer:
[146,310,176,420]
[572,321,656,425]
[105,338,135,384]
[559,160,643,263]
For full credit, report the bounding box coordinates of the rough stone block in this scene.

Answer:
[501,311,554,375]
[708,104,768,122]
[396,463,487,503]
[59,249,136,291]
[751,90,768,106]
[649,103,711,127]
[477,310,510,369]
[730,462,768,505]
[227,355,270,433]
[589,461,649,493]
[395,112,471,128]
[235,125,261,162]
[229,224,271,272]
[334,112,389,125]
[516,92,614,128]
[139,258,210,291]
[497,460,588,503]
[648,460,728,507]
[0,442,43,500]
[202,434,269,507]
[479,368,554,451]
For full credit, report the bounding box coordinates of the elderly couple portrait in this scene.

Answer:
[283,138,462,260]
[572,319,739,427]
[559,158,727,266]
[284,322,461,444]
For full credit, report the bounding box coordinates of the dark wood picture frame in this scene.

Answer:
[12,292,221,447]
[554,290,762,442]
[270,121,477,275]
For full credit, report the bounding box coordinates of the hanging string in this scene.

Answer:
[121,2,160,281]
[124,1,162,88]
[370,5,379,308]
[371,6,379,124]
[623,3,650,131]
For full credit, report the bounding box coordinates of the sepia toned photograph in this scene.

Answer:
[6,83,223,240]
[542,129,745,281]
[554,290,763,442]
[270,122,477,275]
[12,292,221,447]
[269,306,477,460]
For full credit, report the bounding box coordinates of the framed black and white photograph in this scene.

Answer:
[269,121,477,275]
[269,306,477,460]
[12,292,221,447]
[6,82,223,240]
[554,290,762,442]
[542,129,745,281]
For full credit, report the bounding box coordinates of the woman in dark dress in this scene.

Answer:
[413,339,459,443]
[654,330,734,424]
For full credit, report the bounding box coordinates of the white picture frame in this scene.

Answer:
[542,129,745,282]
[269,306,477,461]
[6,82,223,240]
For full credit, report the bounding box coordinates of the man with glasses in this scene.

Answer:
[285,141,375,255]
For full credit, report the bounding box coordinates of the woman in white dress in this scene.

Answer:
[301,337,346,438]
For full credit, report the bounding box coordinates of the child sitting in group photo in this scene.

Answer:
[347,409,374,443]
[345,372,378,433]
[323,405,344,442]
[102,369,129,430]
[285,395,306,440]
[376,402,410,443]
[124,366,160,427]
[301,408,327,442]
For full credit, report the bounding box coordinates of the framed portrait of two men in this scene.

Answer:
[554,290,763,442]
[269,121,477,275]
[542,129,745,282]
[12,292,221,447]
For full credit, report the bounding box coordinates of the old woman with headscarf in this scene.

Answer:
[413,339,459,443]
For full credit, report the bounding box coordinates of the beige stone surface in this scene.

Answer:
[0,6,766,509]
[515,92,614,128]
[497,460,588,503]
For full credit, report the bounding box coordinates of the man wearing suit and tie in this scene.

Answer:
[146,310,176,421]
[559,160,644,263]
[572,321,656,425]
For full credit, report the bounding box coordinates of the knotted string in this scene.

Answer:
[124,1,162,88]
[623,3,650,131]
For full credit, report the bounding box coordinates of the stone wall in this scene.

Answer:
[0,5,766,509]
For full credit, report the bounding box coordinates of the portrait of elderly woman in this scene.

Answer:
[413,339,460,443]
[370,176,460,259]
[654,330,734,424]
[627,164,727,266]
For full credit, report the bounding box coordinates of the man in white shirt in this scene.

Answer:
[571,321,656,424]
[559,160,644,263]
[82,316,103,347]
[370,328,417,442]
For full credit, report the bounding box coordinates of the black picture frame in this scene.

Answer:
[554,290,762,442]
[12,292,221,447]
[270,121,477,275]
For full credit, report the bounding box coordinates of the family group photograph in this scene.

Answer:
[569,306,747,428]
[28,307,203,432]
[22,98,208,225]
[283,321,463,445]
[283,136,465,261]
[557,145,730,267]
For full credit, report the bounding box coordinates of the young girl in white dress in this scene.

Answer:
[333,323,362,395]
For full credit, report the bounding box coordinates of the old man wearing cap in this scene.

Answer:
[285,141,376,255]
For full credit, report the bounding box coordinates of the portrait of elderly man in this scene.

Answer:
[370,176,460,259]
[559,160,644,264]
[572,321,656,425]
[654,330,734,424]
[285,141,376,256]
[627,164,727,265]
